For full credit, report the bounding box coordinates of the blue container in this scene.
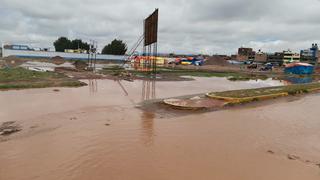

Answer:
[285,64,314,75]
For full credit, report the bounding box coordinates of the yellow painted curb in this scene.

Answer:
[206,92,289,104]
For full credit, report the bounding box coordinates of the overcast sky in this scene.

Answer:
[1,0,320,55]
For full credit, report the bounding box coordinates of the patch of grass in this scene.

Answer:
[0,67,64,82]
[101,66,126,76]
[208,83,320,99]
[0,81,86,90]
[0,67,86,90]
[100,66,268,81]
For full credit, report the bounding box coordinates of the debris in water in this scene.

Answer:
[190,96,201,100]
[267,150,275,154]
[1,121,15,126]
[53,89,60,92]
[287,154,300,160]
[105,123,111,126]
[0,121,22,136]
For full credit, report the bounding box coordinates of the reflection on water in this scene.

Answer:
[141,80,156,101]
[89,79,98,94]
[283,76,314,84]
[116,80,129,96]
[141,111,155,146]
[141,79,156,145]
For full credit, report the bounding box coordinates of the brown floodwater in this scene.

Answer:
[0,77,320,180]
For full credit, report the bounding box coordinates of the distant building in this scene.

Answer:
[4,44,34,51]
[236,47,255,61]
[254,49,267,62]
[238,47,253,56]
[300,44,319,65]
[65,49,88,54]
[267,52,284,65]
[231,55,237,60]
[283,50,300,64]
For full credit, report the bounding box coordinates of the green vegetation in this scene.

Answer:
[0,67,63,82]
[207,83,320,104]
[100,66,268,81]
[102,39,127,55]
[54,37,90,52]
[0,68,86,90]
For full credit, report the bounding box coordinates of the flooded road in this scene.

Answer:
[0,77,319,180]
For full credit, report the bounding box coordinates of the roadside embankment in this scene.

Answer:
[161,83,320,110]
[207,83,320,104]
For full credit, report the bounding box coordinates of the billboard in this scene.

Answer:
[144,9,158,46]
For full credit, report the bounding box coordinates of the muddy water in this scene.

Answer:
[0,77,320,180]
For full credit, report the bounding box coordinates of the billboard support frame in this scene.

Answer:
[143,9,159,75]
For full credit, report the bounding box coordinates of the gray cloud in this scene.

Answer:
[1,0,320,54]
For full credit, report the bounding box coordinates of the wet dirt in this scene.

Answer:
[0,77,320,180]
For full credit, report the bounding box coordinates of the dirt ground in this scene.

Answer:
[0,56,299,81]
[54,67,106,80]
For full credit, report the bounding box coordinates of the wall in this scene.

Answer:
[236,55,248,61]
[255,53,267,62]
[2,49,126,61]
[267,53,284,65]
[238,48,253,56]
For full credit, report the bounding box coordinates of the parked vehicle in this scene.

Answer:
[260,63,273,71]
[177,57,204,66]
[180,58,192,65]
[244,61,253,65]
[247,63,258,69]
[227,60,244,65]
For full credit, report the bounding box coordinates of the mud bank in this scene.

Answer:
[0,78,320,180]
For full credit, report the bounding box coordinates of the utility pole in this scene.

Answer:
[88,40,97,71]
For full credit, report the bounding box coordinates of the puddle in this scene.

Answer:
[0,77,319,180]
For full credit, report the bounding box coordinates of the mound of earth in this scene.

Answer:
[205,56,230,66]
[51,56,66,65]
[2,56,28,67]
[73,60,88,70]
